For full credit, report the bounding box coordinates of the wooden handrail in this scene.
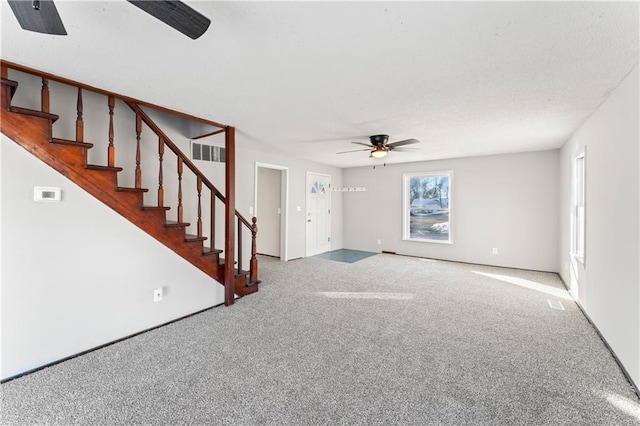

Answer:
[127,102,255,229]
[127,102,258,291]
[2,60,259,300]
[126,102,225,200]
[1,59,227,130]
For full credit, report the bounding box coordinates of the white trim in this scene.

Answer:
[402,170,454,244]
[254,162,289,261]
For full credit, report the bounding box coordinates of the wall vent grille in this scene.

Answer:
[191,142,225,163]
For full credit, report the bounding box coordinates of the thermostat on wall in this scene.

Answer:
[34,187,62,202]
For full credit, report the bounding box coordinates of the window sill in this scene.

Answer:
[402,238,453,245]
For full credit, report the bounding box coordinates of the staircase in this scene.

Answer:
[0,61,259,305]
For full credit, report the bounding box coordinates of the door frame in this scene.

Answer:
[305,171,332,257]
[254,162,289,261]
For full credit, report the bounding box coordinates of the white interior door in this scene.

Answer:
[306,172,331,257]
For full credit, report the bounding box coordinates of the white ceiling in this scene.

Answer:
[1,1,638,168]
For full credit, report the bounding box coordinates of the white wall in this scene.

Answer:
[559,64,639,386]
[343,150,560,272]
[0,136,225,380]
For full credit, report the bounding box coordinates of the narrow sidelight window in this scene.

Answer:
[573,150,586,264]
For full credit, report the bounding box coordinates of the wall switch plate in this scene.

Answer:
[377,239,382,245]
[492,248,498,254]
[297,206,301,212]
[249,206,254,214]
[153,287,163,302]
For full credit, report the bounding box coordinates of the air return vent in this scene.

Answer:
[191,142,225,163]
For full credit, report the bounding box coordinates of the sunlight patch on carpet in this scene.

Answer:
[605,393,640,420]
[472,271,572,300]
[317,292,413,300]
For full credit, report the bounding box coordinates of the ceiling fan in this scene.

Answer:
[7,0,211,40]
[337,134,420,159]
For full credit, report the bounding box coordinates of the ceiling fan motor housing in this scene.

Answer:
[370,134,389,146]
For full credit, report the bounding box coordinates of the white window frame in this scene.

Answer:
[402,171,453,244]
[572,150,586,265]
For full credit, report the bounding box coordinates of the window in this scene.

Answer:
[403,171,452,243]
[572,151,586,263]
[310,181,326,195]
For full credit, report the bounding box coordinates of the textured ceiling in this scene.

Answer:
[1,1,638,168]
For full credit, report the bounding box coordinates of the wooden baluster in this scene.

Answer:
[177,157,183,223]
[196,176,203,238]
[237,217,243,274]
[76,87,83,142]
[250,217,258,283]
[41,78,49,113]
[210,194,216,249]
[157,136,164,207]
[107,96,115,167]
[135,113,142,188]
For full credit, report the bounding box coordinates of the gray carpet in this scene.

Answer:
[2,254,640,425]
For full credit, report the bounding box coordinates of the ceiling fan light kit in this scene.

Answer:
[370,148,388,158]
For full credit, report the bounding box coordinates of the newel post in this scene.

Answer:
[224,126,236,306]
[250,216,259,284]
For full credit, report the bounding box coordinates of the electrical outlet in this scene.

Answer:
[492,248,498,254]
[153,287,163,302]
[377,239,382,245]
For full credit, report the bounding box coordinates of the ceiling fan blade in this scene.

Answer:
[337,148,372,154]
[391,147,420,152]
[126,1,211,40]
[8,0,67,35]
[387,138,420,148]
[351,141,374,147]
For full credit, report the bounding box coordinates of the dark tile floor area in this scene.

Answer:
[312,249,378,263]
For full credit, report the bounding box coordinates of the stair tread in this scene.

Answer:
[203,247,223,256]
[85,164,123,172]
[116,186,149,193]
[185,234,207,242]
[51,138,94,149]
[142,206,171,211]
[165,220,190,228]
[9,106,59,122]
